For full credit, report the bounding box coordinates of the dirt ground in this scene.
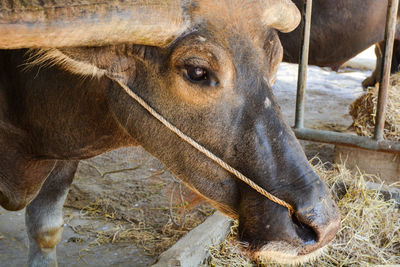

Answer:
[0,147,214,267]
[0,49,374,266]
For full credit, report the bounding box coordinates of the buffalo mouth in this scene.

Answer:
[234,193,341,265]
[237,215,340,265]
[235,218,340,265]
[234,232,329,265]
[222,227,328,265]
[253,243,325,265]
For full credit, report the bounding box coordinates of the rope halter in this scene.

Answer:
[108,75,295,216]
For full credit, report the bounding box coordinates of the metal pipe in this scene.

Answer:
[291,0,400,153]
[295,0,313,129]
[294,128,400,153]
[374,0,400,141]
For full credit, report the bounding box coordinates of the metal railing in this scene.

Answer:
[293,0,400,153]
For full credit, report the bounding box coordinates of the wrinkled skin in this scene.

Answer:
[279,0,400,88]
[0,1,340,266]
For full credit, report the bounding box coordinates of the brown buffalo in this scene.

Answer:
[279,0,400,87]
[0,1,340,266]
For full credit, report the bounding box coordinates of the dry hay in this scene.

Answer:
[205,161,400,266]
[64,149,215,258]
[350,73,400,141]
[67,195,215,256]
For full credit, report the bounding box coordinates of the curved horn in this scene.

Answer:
[0,0,190,49]
[262,0,301,33]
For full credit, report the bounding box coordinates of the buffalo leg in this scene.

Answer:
[362,40,400,88]
[362,43,384,88]
[25,160,79,267]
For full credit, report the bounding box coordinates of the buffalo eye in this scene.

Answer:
[186,66,209,82]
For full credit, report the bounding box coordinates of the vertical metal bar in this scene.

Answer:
[374,0,399,140]
[295,0,313,129]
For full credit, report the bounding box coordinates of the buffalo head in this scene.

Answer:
[0,0,340,264]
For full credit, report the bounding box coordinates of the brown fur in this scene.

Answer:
[34,227,64,249]
[0,1,340,265]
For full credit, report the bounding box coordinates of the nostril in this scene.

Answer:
[291,214,318,245]
[293,200,341,255]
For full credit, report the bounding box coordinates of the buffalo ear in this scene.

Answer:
[263,31,284,85]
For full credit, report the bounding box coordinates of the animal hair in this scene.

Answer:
[25,48,106,79]
[255,242,325,265]
[25,44,164,79]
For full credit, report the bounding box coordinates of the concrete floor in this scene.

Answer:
[0,207,154,267]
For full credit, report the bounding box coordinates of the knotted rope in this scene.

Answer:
[109,76,295,216]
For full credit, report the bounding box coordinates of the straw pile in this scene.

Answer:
[205,161,400,266]
[349,73,400,141]
[68,197,214,256]
[65,149,216,258]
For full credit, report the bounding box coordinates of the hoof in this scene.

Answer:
[362,76,377,89]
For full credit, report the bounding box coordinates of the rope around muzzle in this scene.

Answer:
[109,76,295,216]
